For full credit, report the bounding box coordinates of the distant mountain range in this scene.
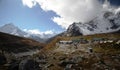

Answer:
[0,23,55,43]
[64,8,120,36]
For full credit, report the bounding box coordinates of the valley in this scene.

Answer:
[0,30,120,70]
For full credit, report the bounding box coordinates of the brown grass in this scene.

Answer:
[0,32,45,53]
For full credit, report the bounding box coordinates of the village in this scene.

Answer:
[55,38,120,53]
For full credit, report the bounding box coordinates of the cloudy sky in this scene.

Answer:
[0,0,120,34]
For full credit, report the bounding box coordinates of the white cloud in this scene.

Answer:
[24,29,41,34]
[23,29,57,38]
[22,0,36,8]
[24,29,55,34]
[22,0,106,29]
[44,30,54,35]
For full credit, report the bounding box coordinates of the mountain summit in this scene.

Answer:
[65,6,120,36]
[0,23,27,36]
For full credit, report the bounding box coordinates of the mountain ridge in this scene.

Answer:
[64,8,120,36]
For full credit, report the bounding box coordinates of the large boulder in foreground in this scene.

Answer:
[0,54,7,65]
[19,59,40,70]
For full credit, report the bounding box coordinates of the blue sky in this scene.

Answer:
[0,0,64,33]
[0,0,120,34]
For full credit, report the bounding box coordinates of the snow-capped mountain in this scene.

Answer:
[65,7,120,36]
[0,23,27,36]
[0,23,47,42]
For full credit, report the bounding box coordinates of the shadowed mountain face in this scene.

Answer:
[0,32,45,53]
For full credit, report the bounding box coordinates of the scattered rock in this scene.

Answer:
[45,64,54,68]
[58,60,76,67]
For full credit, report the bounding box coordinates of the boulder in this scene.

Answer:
[7,60,19,70]
[19,59,40,70]
[0,54,7,65]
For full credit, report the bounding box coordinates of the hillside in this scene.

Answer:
[37,32,120,70]
[0,32,45,53]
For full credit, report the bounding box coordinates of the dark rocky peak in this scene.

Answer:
[103,11,114,19]
[66,22,83,36]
